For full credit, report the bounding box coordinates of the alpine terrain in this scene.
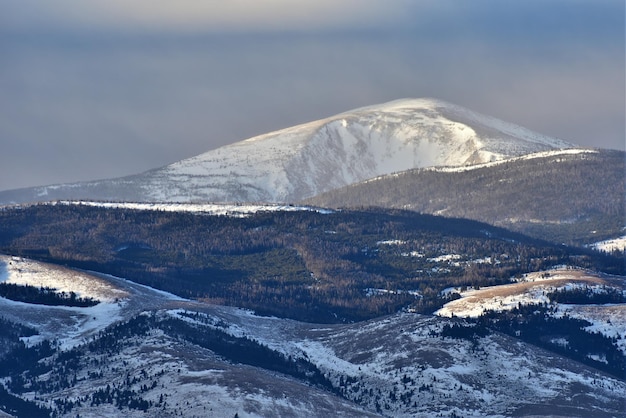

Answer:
[0,98,573,205]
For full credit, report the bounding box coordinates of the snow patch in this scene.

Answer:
[376,239,406,246]
[428,254,462,265]
[590,235,626,252]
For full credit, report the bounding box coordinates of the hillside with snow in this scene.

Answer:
[0,257,624,417]
[0,98,573,205]
[435,268,626,360]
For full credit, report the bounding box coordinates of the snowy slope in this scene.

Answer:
[435,268,626,355]
[0,256,130,350]
[304,147,624,246]
[0,255,128,303]
[1,257,624,417]
[0,98,573,205]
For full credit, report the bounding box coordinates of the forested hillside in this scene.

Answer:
[0,203,621,323]
[304,149,625,246]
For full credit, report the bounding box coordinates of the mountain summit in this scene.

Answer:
[0,98,573,204]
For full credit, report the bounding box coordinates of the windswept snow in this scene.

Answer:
[137,98,573,203]
[428,147,597,174]
[0,255,185,349]
[1,257,624,417]
[435,268,626,356]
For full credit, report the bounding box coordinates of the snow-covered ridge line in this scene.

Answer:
[52,200,334,216]
[429,148,597,173]
[359,148,596,185]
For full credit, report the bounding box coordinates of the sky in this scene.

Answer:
[1,0,624,192]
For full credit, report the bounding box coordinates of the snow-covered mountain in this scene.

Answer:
[0,98,573,205]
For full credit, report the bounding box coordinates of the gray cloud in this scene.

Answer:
[0,1,623,192]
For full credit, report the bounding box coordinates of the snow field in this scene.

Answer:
[1,257,625,416]
[15,97,576,205]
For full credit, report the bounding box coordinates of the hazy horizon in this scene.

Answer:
[1,0,623,192]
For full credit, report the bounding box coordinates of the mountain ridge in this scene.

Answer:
[0,98,573,205]
[304,148,625,246]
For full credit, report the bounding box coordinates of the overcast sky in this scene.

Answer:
[1,0,624,191]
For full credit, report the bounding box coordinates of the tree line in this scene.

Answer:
[0,283,99,307]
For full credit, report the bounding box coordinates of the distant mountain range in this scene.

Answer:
[0,98,573,205]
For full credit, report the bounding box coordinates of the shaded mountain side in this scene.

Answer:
[303,149,625,246]
[0,98,572,205]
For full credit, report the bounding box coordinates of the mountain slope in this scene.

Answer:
[304,148,625,246]
[1,256,624,417]
[0,98,572,205]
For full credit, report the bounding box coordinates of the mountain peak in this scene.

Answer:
[349,97,452,112]
[0,98,574,205]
